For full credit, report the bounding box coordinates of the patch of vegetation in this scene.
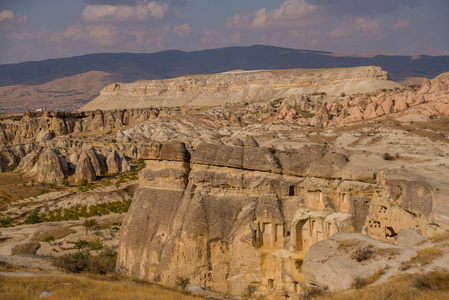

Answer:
[61,178,70,187]
[351,245,374,262]
[43,235,55,244]
[83,218,98,236]
[36,200,131,223]
[24,209,42,224]
[382,152,394,160]
[36,189,49,196]
[300,285,330,300]
[351,276,367,289]
[77,178,88,187]
[400,247,443,270]
[0,273,200,300]
[0,216,12,227]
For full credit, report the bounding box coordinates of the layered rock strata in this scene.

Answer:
[117,141,448,299]
[81,66,401,110]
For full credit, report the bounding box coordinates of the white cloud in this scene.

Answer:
[226,0,317,30]
[173,23,191,36]
[0,9,29,31]
[200,29,241,48]
[0,10,14,22]
[82,2,169,24]
[392,19,411,29]
[330,17,384,40]
[62,23,122,46]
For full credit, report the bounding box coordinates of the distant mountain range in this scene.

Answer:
[1,45,448,112]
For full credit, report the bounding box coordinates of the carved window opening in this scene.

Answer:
[364,201,370,209]
[379,205,387,213]
[326,222,332,236]
[289,186,295,196]
[369,220,381,228]
[310,219,316,236]
[385,227,397,238]
[295,260,303,271]
[268,279,274,289]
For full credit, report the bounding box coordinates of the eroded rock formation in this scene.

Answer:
[81,66,401,110]
[116,140,449,298]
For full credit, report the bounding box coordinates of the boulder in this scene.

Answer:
[397,229,427,247]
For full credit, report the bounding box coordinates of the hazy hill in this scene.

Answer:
[1,45,448,112]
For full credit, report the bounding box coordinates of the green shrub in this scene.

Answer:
[77,178,88,187]
[0,216,12,226]
[74,239,89,251]
[383,153,394,160]
[61,178,70,187]
[55,252,91,273]
[88,238,104,253]
[54,249,117,274]
[24,209,42,224]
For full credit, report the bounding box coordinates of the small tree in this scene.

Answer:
[83,218,98,236]
[88,238,104,254]
[74,239,89,251]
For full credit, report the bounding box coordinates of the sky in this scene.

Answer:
[0,0,448,64]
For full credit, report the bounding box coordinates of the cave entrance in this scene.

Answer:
[289,186,295,196]
[268,279,274,289]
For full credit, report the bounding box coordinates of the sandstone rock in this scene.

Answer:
[243,136,259,147]
[17,150,39,172]
[75,151,97,182]
[349,107,363,121]
[106,150,122,174]
[159,141,190,162]
[69,152,79,164]
[86,147,106,176]
[393,96,408,112]
[363,102,378,119]
[381,96,394,114]
[303,232,401,291]
[35,148,67,184]
[36,131,54,142]
[81,66,401,110]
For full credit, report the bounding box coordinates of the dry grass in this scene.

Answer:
[365,267,385,285]
[429,231,449,243]
[403,247,443,270]
[316,270,449,300]
[0,172,71,206]
[0,274,203,300]
[31,228,77,242]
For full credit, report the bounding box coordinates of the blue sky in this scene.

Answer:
[0,0,448,64]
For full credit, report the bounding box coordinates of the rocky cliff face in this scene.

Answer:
[116,140,448,299]
[80,66,401,111]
